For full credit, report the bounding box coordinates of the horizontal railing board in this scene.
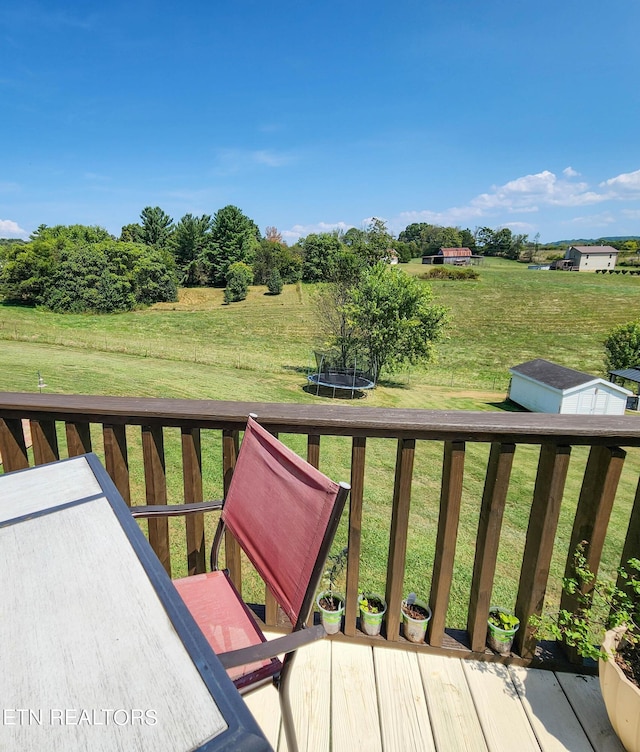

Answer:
[2,392,640,444]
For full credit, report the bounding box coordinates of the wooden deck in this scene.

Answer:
[246,637,625,752]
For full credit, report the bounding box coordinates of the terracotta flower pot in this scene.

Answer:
[599,627,640,752]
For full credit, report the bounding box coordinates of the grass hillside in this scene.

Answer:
[1,258,638,626]
[1,257,637,408]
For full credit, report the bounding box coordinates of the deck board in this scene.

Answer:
[374,646,435,752]
[555,673,625,752]
[286,639,331,752]
[509,666,595,752]
[331,640,382,752]
[247,642,623,752]
[462,660,541,752]
[418,653,489,752]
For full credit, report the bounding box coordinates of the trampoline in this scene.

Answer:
[307,352,376,398]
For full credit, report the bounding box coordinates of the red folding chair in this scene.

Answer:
[132,415,350,752]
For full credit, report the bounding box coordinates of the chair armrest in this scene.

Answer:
[218,624,327,669]
[130,500,223,519]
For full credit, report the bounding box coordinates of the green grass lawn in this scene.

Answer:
[1,259,638,628]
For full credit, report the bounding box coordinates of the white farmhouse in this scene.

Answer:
[565,245,618,271]
[509,359,631,415]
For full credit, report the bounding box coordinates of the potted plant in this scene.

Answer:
[401,592,432,643]
[359,591,387,636]
[531,541,640,752]
[487,606,520,655]
[316,546,348,635]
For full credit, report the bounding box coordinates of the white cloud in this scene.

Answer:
[282,221,353,242]
[395,169,615,232]
[0,219,28,238]
[471,171,605,209]
[568,212,616,227]
[600,169,640,195]
[213,148,295,174]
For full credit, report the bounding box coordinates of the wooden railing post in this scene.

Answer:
[142,425,171,576]
[428,441,465,647]
[222,429,242,594]
[182,427,206,576]
[515,444,571,659]
[468,443,516,652]
[0,418,29,472]
[560,445,626,659]
[307,434,320,469]
[103,424,130,504]
[345,436,366,636]
[30,419,59,465]
[618,476,640,593]
[65,421,92,457]
[385,438,416,642]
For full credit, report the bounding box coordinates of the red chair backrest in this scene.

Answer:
[222,417,346,627]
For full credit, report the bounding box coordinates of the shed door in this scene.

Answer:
[577,389,598,414]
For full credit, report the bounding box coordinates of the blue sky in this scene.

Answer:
[2,0,639,244]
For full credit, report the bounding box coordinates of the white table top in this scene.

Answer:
[0,455,271,751]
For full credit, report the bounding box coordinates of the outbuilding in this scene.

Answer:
[509,358,632,415]
[565,245,619,271]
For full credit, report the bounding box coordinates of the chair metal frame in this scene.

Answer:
[132,415,350,752]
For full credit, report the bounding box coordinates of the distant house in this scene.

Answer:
[564,245,619,272]
[422,247,473,265]
[509,359,631,415]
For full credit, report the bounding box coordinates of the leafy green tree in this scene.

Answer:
[223,261,253,303]
[474,227,495,255]
[394,241,414,263]
[459,228,477,252]
[120,223,143,243]
[604,322,640,373]
[0,243,54,304]
[253,239,302,285]
[362,217,395,265]
[0,225,176,312]
[266,268,283,295]
[399,222,462,256]
[170,213,213,282]
[300,232,345,282]
[344,264,448,379]
[209,205,261,286]
[140,206,174,249]
[0,224,112,304]
[39,241,176,313]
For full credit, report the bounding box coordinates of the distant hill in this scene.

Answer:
[546,236,640,247]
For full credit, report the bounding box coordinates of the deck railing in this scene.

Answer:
[1,391,639,666]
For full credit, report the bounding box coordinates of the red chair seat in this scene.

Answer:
[173,570,281,690]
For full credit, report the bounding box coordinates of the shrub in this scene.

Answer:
[604,321,640,373]
[266,268,283,295]
[224,261,253,303]
[420,266,479,281]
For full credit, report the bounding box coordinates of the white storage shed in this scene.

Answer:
[509,359,632,415]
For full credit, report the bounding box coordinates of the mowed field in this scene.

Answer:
[1,258,638,626]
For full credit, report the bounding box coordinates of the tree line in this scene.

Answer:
[0,204,537,313]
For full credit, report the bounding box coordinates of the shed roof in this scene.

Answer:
[439,247,472,257]
[608,367,640,383]
[570,245,619,255]
[510,359,597,390]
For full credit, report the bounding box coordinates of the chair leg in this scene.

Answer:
[278,654,300,752]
